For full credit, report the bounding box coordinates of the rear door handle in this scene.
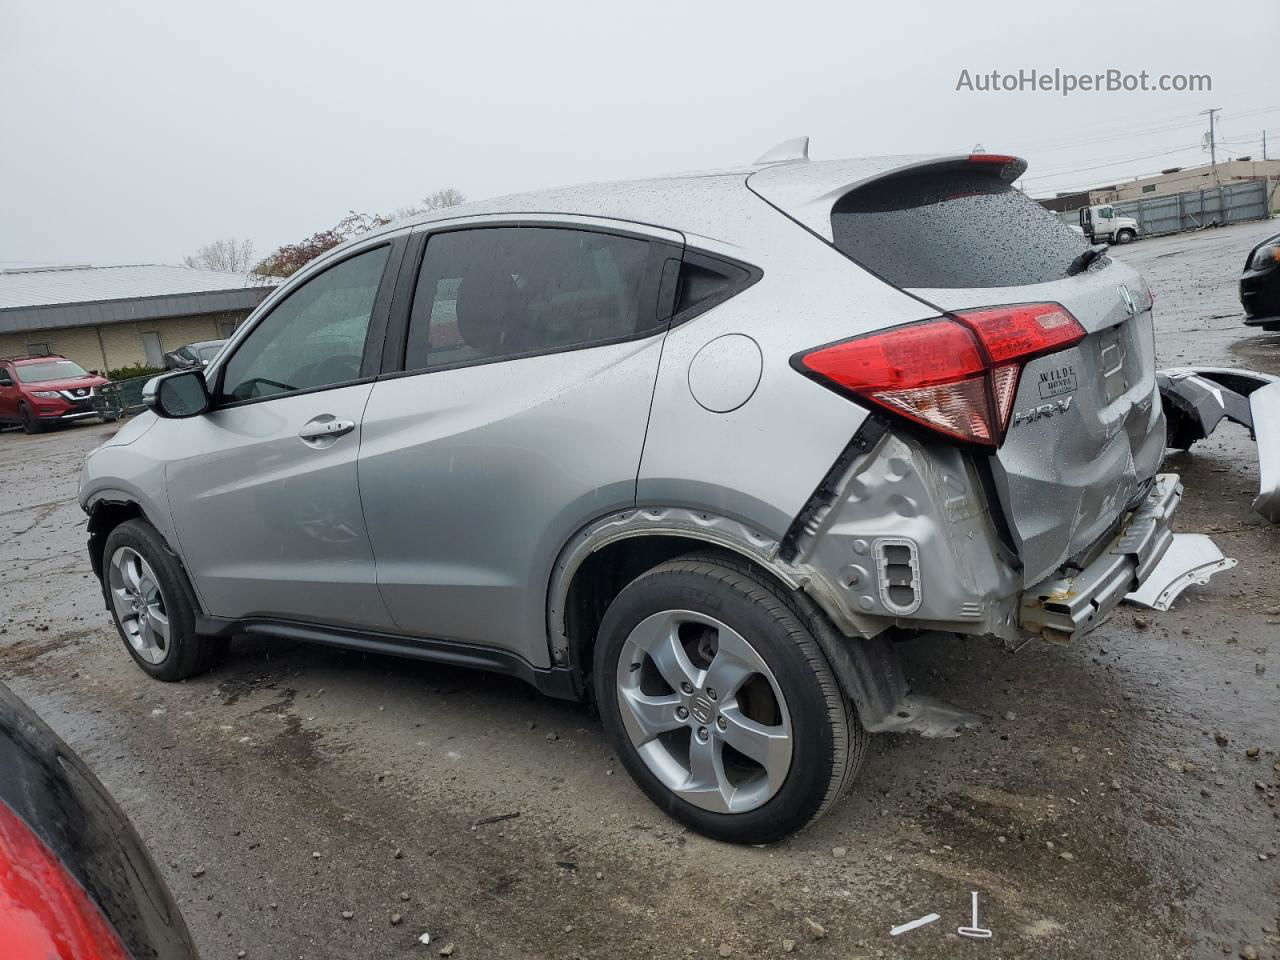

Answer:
[298,416,356,444]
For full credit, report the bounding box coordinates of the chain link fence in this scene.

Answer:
[92,374,154,419]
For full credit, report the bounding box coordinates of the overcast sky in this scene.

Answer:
[2,0,1275,268]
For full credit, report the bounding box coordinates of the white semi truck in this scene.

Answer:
[1073,204,1140,244]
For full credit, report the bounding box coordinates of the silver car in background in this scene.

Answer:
[80,139,1221,842]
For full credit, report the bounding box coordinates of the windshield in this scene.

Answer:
[196,343,224,362]
[830,167,1088,289]
[14,360,90,383]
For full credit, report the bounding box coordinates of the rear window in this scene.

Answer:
[830,167,1087,289]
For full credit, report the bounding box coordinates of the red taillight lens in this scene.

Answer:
[0,799,130,960]
[795,302,1085,448]
[951,303,1085,363]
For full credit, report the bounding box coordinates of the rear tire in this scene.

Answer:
[101,519,227,681]
[594,555,866,844]
[19,404,45,435]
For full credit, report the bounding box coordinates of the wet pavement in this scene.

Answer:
[1,220,1278,959]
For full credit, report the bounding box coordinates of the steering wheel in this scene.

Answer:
[294,354,361,387]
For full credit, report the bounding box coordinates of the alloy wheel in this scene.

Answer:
[615,609,793,814]
[107,546,170,664]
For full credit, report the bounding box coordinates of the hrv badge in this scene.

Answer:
[1012,396,1073,427]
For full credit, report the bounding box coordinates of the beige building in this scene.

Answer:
[1088,158,1280,212]
[0,264,278,374]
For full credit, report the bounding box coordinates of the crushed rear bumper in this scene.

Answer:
[1158,366,1280,522]
[1019,473,1217,642]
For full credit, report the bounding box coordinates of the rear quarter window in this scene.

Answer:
[830,167,1087,289]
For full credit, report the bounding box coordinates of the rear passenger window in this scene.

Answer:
[405,227,657,371]
[675,253,752,315]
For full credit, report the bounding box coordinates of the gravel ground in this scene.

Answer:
[2,220,1278,960]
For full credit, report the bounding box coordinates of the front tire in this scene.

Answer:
[594,556,865,843]
[101,519,226,681]
[1116,229,1136,244]
[19,404,45,435]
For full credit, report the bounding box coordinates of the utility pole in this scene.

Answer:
[1201,107,1222,183]
[1264,129,1269,161]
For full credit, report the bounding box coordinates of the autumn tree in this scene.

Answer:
[183,238,256,273]
[255,211,391,278]
[252,188,465,278]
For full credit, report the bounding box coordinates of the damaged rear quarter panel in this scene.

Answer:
[790,430,1023,641]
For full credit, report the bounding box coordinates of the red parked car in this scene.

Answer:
[0,355,111,434]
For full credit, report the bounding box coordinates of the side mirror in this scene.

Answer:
[143,370,210,418]
[0,374,12,387]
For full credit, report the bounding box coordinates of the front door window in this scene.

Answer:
[219,246,390,403]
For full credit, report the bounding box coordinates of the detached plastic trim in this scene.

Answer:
[1124,534,1237,611]
[1157,366,1280,523]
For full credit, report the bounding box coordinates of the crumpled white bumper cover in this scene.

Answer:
[1158,366,1280,523]
[1123,533,1237,611]
[1019,474,1232,641]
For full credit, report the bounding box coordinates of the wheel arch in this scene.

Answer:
[548,506,959,736]
[548,506,801,696]
[86,498,147,583]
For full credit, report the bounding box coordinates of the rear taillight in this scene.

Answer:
[0,799,130,960]
[793,302,1085,448]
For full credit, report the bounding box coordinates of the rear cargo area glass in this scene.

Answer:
[830,168,1087,289]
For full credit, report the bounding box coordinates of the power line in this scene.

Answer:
[1018,104,1280,156]
[1027,139,1208,176]
[1028,159,1274,199]
[1022,117,1208,154]
[1021,144,1202,183]
[1225,104,1280,120]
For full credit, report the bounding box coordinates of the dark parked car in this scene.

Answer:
[0,680,198,959]
[163,339,226,371]
[1240,230,1280,331]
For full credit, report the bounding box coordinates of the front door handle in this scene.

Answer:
[298,416,356,444]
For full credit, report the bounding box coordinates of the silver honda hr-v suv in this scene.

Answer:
[81,141,1206,843]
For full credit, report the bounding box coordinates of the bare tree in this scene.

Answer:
[398,187,466,219]
[422,187,465,210]
[183,238,256,273]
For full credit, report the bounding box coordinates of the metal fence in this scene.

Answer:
[93,374,154,419]
[1114,179,1272,238]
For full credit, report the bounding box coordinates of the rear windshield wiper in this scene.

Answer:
[1067,243,1109,276]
